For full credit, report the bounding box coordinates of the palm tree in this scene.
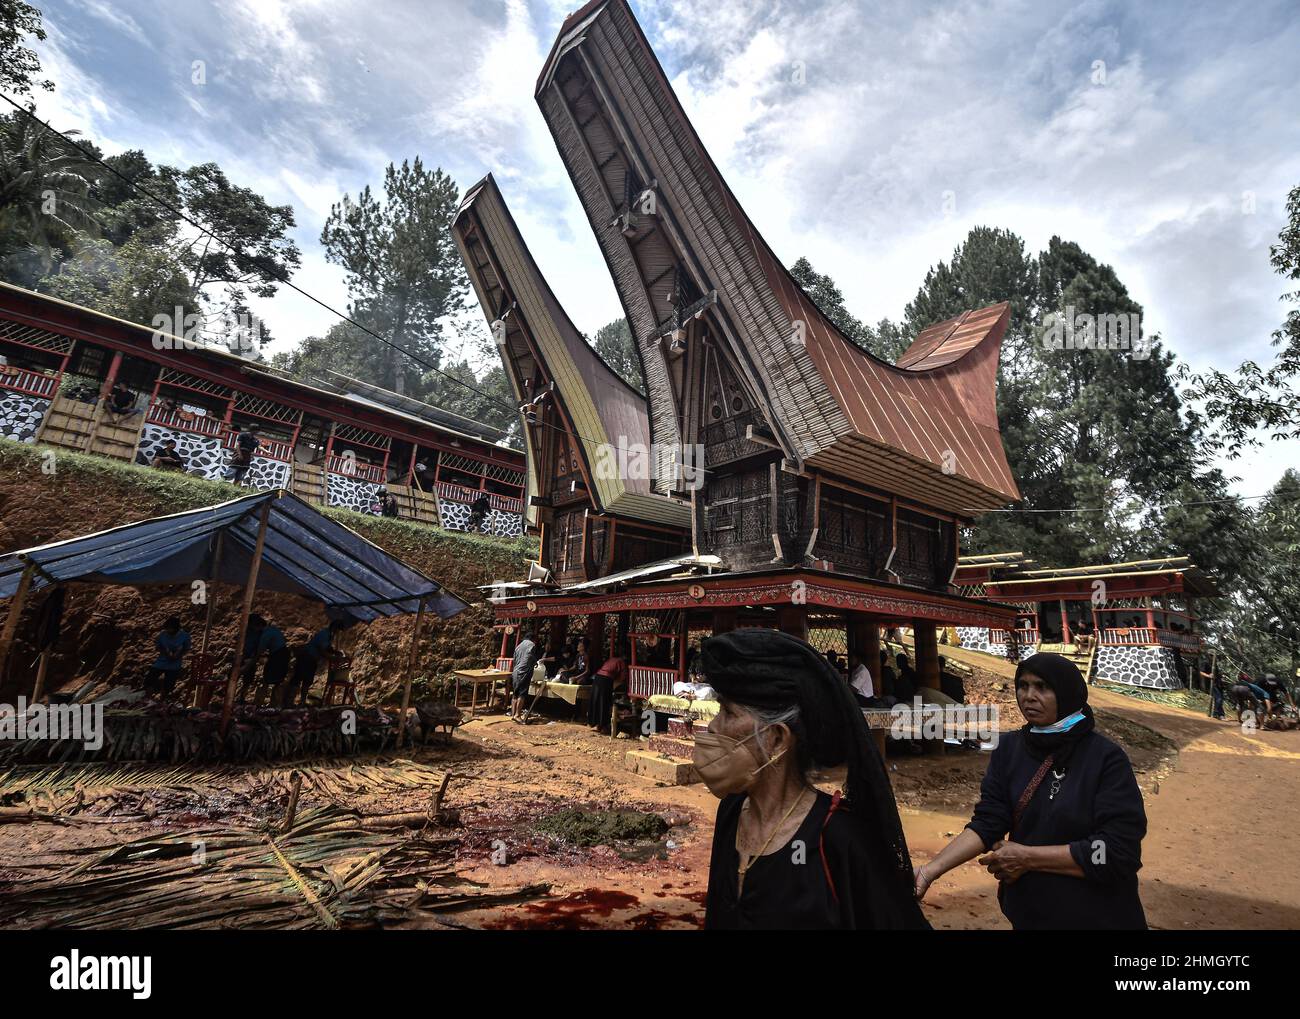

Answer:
[0,109,103,271]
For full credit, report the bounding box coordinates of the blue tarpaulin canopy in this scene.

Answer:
[0,490,469,622]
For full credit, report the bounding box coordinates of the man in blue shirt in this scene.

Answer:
[145,616,190,699]
[239,614,290,705]
[285,620,346,707]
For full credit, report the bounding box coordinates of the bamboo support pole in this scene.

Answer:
[394,597,427,750]
[0,562,37,685]
[220,501,272,738]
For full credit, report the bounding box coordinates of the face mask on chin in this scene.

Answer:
[692,725,786,799]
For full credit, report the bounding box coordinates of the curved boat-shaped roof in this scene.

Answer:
[535,0,1020,514]
[453,174,688,529]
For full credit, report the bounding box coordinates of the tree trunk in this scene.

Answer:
[390,292,410,396]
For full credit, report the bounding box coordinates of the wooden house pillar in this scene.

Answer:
[586,612,606,660]
[547,615,566,664]
[777,604,808,641]
[913,618,941,690]
[99,351,123,400]
[849,614,881,680]
[219,501,271,737]
[394,597,427,750]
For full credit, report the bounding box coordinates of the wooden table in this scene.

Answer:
[452,668,510,717]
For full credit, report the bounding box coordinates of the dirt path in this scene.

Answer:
[912,688,1300,929]
[3,685,1294,930]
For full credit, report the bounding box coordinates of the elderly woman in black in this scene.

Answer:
[696,629,929,930]
[916,652,1147,929]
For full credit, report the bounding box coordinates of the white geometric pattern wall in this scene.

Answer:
[956,625,1036,662]
[0,392,51,443]
[437,498,523,538]
[1094,645,1182,690]
[326,472,382,514]
[136,424,289,490]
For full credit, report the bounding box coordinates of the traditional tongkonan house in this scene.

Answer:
[462,0,1026,771]
[0,282,526,535]
[452,173,691,674]
[953,553,1218,690]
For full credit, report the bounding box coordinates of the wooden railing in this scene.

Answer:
[1101,627,1158,645]
[146,404,224,437]
[989,627,1040,646]
[226,431,292,463]
[496,657,514,673]
[327,454,385,483]
[628,665,679,699]
[435,481,523,515]
[0,367,58,399]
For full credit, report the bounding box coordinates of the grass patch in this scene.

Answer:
[1094,680,1213,714]
[534,807,670,847]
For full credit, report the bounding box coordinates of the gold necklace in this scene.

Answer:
[736,789,810,896]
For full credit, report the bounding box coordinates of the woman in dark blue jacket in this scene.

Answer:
[916,652,1147,929]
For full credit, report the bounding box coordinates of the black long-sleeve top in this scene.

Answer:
[966,729,1148,930]
[705,791,930,930]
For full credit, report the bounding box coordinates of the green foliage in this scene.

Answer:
[589,317,644,392]
[272,318,517,436]
[0,112,102,275]
[0,114,298,357]
[898,229,1242,571]
[90,149,181,247]
[789,255,909,360]
[534,807,669,846]
[1205,469,1300,679]
[319,158,467,396]
[0,0,51,98]
[38,234,193,325]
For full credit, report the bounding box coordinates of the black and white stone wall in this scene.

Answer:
[437,498,523,538]
[1094,645,1182,690]
[0,392,50,443]
[490,509,524,538]
[136,424,290,490]
[957,626,1036,662]
[327,472,383,514]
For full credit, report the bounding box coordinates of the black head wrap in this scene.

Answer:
[1015,652,1095,765]
[700,628,917,894]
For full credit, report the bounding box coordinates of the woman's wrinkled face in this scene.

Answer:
[1015,671,1058,726]
[709,696,757,741]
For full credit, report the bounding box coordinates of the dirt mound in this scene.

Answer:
[0,443,535,706]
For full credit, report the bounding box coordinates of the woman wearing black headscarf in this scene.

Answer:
[696,629,929,930]
[916,652,1147,929]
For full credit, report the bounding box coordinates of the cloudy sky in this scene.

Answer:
[23,0,1300,494]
